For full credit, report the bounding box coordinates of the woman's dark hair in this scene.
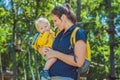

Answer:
[51,3,76,24]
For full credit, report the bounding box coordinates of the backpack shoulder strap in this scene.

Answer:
[70,27,80,63]
[70,27,79,46]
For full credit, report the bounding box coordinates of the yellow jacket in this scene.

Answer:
[33,31,55,50]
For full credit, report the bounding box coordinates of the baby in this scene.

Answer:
[33,17,56,80]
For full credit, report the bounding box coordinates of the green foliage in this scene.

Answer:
[0,26,12,71]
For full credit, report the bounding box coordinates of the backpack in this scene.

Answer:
[70,27,91,80]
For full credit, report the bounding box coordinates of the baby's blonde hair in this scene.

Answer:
[35,17,50,28]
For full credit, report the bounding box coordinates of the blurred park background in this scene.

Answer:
[0,0,120,80]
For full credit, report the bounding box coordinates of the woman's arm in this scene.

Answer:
[45,40,86,67]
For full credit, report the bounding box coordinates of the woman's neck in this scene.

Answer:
[64,22,74,33]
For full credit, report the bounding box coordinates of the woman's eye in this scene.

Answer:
[44,26,47,28]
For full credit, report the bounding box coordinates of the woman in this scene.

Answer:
[39,3,87,80]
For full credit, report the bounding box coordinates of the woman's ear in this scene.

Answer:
[61,14,66,21]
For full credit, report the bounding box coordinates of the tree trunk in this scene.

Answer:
[65,0,70,3]
[11,0,17,79]
[105,0,116,79]
[34,0,40,80]
[0,53,4,80]
[76,0,81,27]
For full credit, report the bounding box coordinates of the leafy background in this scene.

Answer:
[0,0,120,80]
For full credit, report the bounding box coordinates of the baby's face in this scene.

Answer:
[36,22,50,33]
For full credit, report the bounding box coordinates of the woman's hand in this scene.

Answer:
[38,47,49,56]
[43,47,57,59]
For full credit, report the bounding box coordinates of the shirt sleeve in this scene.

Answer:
[32,33,40,50]
[76,29,87,43]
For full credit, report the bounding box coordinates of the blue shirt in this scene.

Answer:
[49,25,87,80]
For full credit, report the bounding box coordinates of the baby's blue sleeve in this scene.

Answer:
[33,32,40,43]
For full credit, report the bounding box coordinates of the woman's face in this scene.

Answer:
[51,14,64,31]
